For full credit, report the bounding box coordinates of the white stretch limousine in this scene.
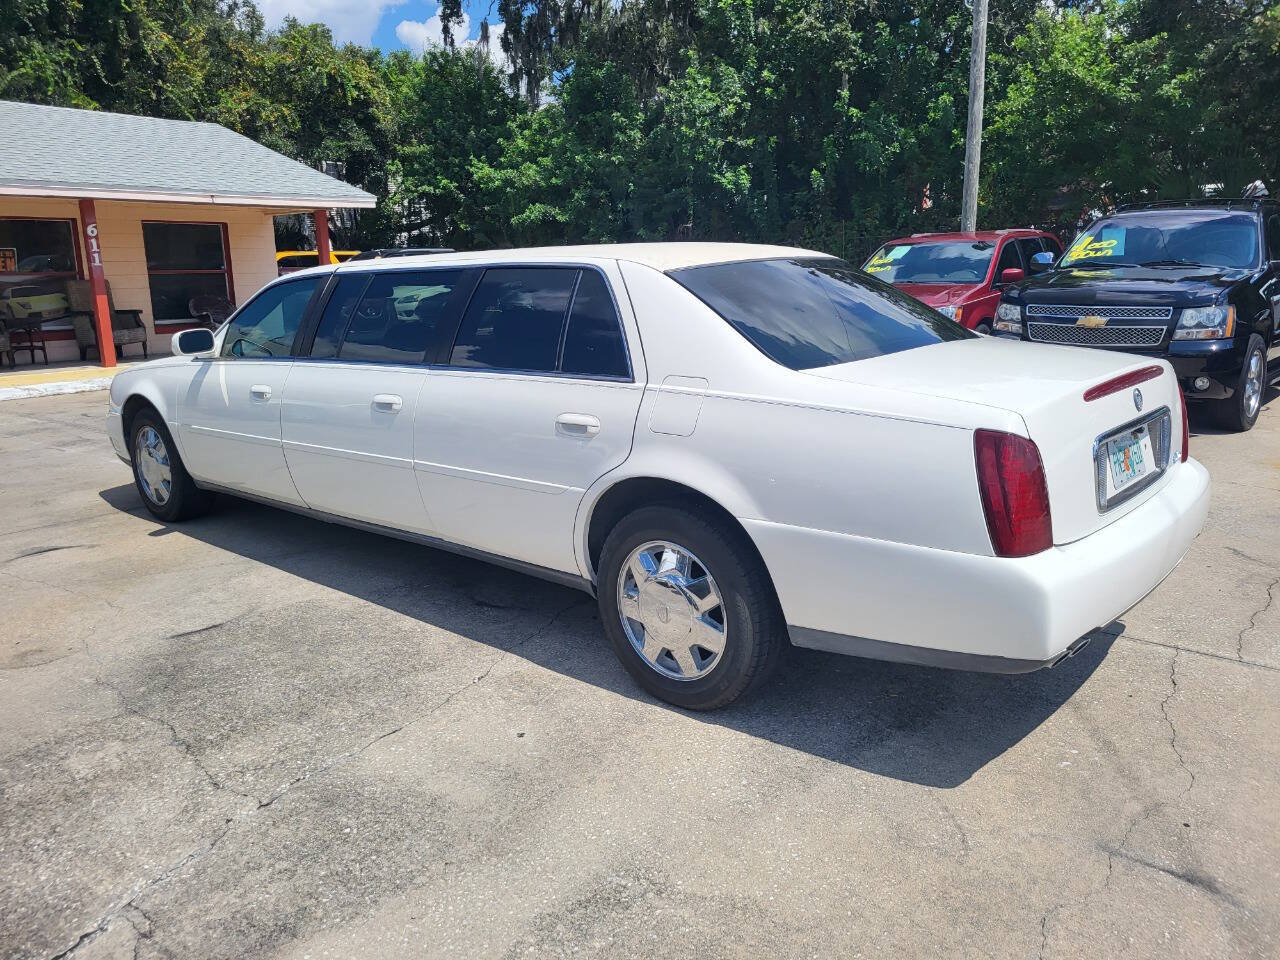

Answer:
[108,244,1210,709]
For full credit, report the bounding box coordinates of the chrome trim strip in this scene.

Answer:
[411,458,574,495]
[282,438,412,469]
[1025,304,1174,320]
[187,423,283,448]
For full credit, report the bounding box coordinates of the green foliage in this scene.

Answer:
[1,0,1276,251]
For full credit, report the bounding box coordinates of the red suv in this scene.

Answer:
[862,229,1063,333]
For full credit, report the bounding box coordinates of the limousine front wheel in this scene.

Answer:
[130,410,211,522]
[598,505,785,710]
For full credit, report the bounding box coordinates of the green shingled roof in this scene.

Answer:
[0,101,376,208]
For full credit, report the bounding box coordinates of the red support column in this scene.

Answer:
[314,208,331,266]
[78,198,116,368]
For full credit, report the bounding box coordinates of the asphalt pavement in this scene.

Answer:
[1,388,1277,959]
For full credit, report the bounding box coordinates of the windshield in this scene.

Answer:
[671,257,974,371]
[1062,210,1260,269]
[862,241,996,283]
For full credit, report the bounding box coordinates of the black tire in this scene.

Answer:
[129,408,212,521]
[597,505,786,710]
[1212,334,1266,432]
[975,321,992,335]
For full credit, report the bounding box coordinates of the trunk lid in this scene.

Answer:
[804,337,1184,545]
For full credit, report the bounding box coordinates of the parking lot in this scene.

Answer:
[1,388,1277,960]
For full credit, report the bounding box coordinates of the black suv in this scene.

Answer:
[995,199,1280,430]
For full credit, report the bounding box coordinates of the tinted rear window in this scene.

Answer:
[671,257,974,371]
[450,267,578,372]
[560,270,629,378]
[308,269,466,363]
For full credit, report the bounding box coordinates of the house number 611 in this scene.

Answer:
[85,222,102,266]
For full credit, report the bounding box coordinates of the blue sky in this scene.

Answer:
[257,0,505,55]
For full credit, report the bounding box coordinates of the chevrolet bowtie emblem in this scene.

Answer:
[1076,314,1108,328]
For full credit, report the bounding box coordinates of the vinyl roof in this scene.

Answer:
[324,242,834,273]
[0,101,376,209]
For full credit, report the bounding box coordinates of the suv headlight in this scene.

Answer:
[993,301,1023,336]
[937,305,958,320]
[1173,304,1235,340]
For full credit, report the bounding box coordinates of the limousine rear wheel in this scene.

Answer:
[598,505,785,710]
[130,410,211,522]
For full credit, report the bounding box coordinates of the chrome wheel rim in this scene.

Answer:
[135,426,173,506]
[617,540,727,682]
[1244,349,1264,419]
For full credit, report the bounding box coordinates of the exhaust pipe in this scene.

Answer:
[1050,635,1092,668]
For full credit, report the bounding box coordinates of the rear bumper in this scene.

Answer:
[745,456,1211,669]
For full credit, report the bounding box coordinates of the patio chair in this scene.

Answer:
[0,307,14,368]
[0,300,46,365]
[65,279,149,361]
[188,294,235,329]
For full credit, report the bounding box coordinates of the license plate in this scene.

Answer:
[1105,425,1154,496]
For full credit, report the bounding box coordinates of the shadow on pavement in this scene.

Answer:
[99,483,1113,789]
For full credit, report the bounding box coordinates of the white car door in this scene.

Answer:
[414,263,644,575]
[280,268,474,533]
[176,275,323,505]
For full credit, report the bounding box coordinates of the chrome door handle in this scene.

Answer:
[373,394,403,412]
[250,384,272,400]
[556,413,600,437]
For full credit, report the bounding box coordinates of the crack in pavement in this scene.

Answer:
[91,673,263,806]
[1036,647,1199,959]
[1036,799,1157,960]
[1236,576,1278,661]
[1116,633,1280,673]
[41,595,589,960]
[1158,650,1195,796]
[4,544,89,563]
[255,593,588,809]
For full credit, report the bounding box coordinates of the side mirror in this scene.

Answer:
[1029,251,1055,274]
[172,328,215,357]
[1000,267,1025,285]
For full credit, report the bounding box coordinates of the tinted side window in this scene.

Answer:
[672,258,973,371]
[221,277,320,358]
[560,270,629,378]
[309,274,367,359]
[1267,215,1280,261]
[1039,235,1063,255]
[995,242,1023,279]
[450,268,577,372]
[340,270,464,364]
[1016,238,1044,267]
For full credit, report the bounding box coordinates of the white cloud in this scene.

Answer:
[395,12,508,68]
[395,10,466,52]
[259,0,408,45]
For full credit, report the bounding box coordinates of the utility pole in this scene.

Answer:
[961,0,988,232]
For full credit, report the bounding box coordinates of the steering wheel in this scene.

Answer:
[230,335,275,357]
[356,300,385,323]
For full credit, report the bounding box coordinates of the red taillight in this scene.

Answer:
[1179,386,1189,462]
[974,429,1053,558]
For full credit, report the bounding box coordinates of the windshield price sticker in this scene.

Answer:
[1065,226,1126,263]
[866,245,909,273]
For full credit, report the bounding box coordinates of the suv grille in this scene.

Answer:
[1026,304,1173,321]
[1027,323,1166,347]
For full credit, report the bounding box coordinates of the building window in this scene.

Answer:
[0,218,81,323]
[142,222,232,323]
